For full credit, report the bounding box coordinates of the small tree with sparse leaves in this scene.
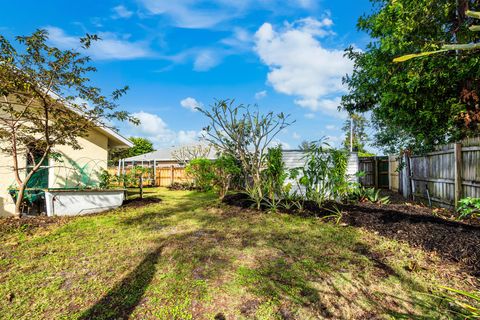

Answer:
[197,99,294,209]
[0,30,137,218]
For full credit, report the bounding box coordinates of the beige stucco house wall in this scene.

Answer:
[0,127,132,217]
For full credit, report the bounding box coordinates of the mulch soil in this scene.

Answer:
[223,193,480,275]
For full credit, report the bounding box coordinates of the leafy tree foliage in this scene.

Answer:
[110,137,155,163]
[0,30,135,217]
[342,0,480,153]
[211,154,242,200]
[185,158,215,191]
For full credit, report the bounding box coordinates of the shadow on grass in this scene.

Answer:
[93,190,456,318]
[79,244,164,320]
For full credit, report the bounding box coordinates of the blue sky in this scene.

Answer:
[1,0,375,151]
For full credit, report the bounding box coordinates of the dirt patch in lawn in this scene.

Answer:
[122,197,162,208]
[0,215,71,235]
[223,193,480,275]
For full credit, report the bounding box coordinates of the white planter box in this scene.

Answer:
[44,190,125,217]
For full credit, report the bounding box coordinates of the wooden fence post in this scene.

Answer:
[374,157,379,189]
[404,153,412,200]
[153,160,157,186]
[454,142,463,208]
[170,165,174,185]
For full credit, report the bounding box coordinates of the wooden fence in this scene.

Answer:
[358,156,389,188]
[395,137,480,208]
[109,166,192,187]
[388,156,399,192]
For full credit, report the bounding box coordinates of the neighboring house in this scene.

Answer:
[119,145,217,169]
[0,127,133,217]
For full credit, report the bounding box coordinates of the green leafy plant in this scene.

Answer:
[99,170,119,189]
[437,286,480,319]
[298,139,349,207]
[456,197,480,220]
[185,158,215,191]
[211,154,242,200]
[278,169,306,213]
[262,146,288,212]
[347,186,390,205]
[319,205,344,224]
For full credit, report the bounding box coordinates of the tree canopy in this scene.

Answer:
[342,0,480,153]
[110,137,155,163]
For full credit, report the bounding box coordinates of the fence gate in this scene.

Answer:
[358,156,389,189]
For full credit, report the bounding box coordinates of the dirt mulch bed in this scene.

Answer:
[223,193,480,275]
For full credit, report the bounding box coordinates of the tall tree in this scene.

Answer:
[0,30,136,218]
[342,0,480,154]
[342,113,370,153]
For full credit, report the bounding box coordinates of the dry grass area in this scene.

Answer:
[0,188,477,319]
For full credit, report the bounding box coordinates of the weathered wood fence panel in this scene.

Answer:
[359,157,375,187]
[109,166,192,187]
[399,137,480,208]
[389,156,399,192]
[359,156,389,188]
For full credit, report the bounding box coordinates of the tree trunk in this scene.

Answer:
[14,183,27,219]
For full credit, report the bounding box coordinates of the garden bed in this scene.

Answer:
[223,193,480,275]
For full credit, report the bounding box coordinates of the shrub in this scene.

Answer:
[298,139,349,207]
[347,186,390,205]
[99,170,118,189]
[212,154,242,200]
[456,197,480,220]
[185,158,215,191]
[262,146,288,211]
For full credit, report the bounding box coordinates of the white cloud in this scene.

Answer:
[254,17,353,116]
[193,50,221,71]
[270,139,291,149]
[138,0,245,29]
[180,97,203,111]
[177,130,200,144]
[255,90,267,100]
[46,26,152,60]
[221,27,252,51]
[112,5,134,19]
[138,0,319,29]
[292,132,301,140]
[326,124,337,130]
[127,111,200,148]
[325,134,344,147]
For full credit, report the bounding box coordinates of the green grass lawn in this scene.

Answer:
[0,188,475,319]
